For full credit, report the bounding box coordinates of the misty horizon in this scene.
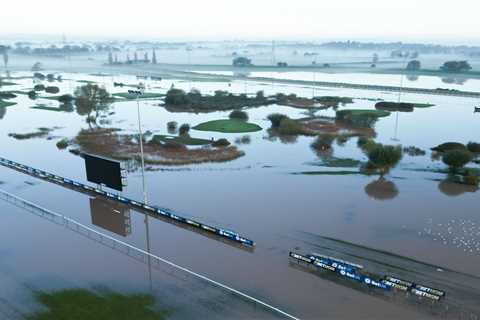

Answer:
[1,0,480,45]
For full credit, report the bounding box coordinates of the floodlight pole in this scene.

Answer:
[130,88,153,291]
[134,92,147,204]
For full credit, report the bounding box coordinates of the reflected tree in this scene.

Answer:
[265,128,298,144]
[311,134,335,157]
[0,106,6,120]
[438,179,478,197]
[364,178,399,201]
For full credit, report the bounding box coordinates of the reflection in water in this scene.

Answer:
[265,128,298,144]
[59,102,75,113]
[441,77,467,85]
[233,71,250,78]
[364,178,399,201]
[234,135,251,145]
[406,75,419,82]
[311,135,335,157]
[89,197,131,237]
[438,180,479,197]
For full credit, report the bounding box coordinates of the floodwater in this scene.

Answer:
[192,69,480,92]
[0,71,479,319]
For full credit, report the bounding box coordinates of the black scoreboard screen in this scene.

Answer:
[84,154,123,191]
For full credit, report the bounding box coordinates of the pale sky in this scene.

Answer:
[2,0,480,43]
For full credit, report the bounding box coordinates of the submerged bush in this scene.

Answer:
[442,149,473,171]
[229,110,249,121]
[367,144,402,176]
[58,94,74,104]
[45,86,60,94]
[358,137,378,154]
[462,170,479,186]
[56,138,69,149]
[162,140,186,150]
[212,138,231,147]
[311,134,335,154]
[34,84,45,91]
[278,118,304,135]
[267,113,288,127]
[167,121,178,133]
[179,123,190,136]
[466,142,480,153]
[431,142,466,152]
[28,90,37,99]
[0,92,16,99]
[165,88,189,105]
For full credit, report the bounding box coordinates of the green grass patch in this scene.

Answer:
[0,81,18,86]
[151,134,212,146]
[412,103,435,108]
[0,100,17,108]
[10,90,31,95]
[8,127,52,140]
[31,105,65,112]
[193,119,262,133]
[77,80,96,84]
[314,157,362,168]
[40,96,63,101]
[26,289,167,320]
[113,92,165,100]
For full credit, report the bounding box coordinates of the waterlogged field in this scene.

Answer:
[0,70,479,319]
[192,69,480,92]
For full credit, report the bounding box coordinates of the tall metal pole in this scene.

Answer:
[136,95,147,204]
[135,92,152,291]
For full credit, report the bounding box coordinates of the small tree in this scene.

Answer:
[440,61,472,72]
[278,118,304,135]
[179,123,190,136]
[267,113,288,127]
[466,142,480,153]
[442,149,473,172]
[45,86,60,94]
[367,144,403,176]
[31,62,43,72]
[406,60,421,71]
[229,110,248,121]
[74,84,112,125]
[165,88,189,105]
[167,121,178,133]
[58,94,74,105]
[256,90,265,100]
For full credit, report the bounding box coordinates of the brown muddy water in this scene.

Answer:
[0,71,479,319]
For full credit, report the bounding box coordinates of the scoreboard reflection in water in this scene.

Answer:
[84,154,123,191]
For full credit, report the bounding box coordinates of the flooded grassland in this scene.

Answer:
[0,69,479,319]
